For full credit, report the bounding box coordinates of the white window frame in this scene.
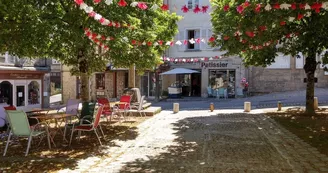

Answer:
[52,59,60,64]
[186,0,200,9]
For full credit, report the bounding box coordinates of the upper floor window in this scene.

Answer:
[96,73,105,90]
[187,0,199,9]
[187,29,200,50]
[52,59,60,64]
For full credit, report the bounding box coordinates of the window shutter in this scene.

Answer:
[200,29,207,50]
[178,30,186,52]
[194,30,200,50]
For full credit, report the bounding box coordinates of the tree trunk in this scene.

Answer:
[78,49,91,119]
[304,52,317,115]
[128,65,135,88]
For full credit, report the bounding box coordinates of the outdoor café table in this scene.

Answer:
[33,113,75,147]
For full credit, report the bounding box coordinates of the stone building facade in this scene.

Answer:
[247,54,328,94]
[61,66,142,104]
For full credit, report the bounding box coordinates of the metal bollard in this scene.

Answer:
[314,97,318,110]
[277,101,282,111]
[173,103,179,113]
[244,102,251,112]
[210,103,214,112]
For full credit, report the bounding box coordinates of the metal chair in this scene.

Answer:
[69,106,104,146]
[3,110,51,156]
[130,96,147,117]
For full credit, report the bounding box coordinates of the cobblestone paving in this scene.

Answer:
[58,110,328,173]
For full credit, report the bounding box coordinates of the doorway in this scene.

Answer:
[0,81,13,105]
[191,73,201,97]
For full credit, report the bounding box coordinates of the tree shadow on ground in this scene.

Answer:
[0,118,146,172]
[266,109,328,156]
[118,114,293,173]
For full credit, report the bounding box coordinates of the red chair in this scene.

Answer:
[69,106,104,146]
[115,95,132,122]
[3,106,16,111]
[97,98,113,122]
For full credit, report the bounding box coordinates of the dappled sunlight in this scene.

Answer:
[119,114,293,172]
[0,117,150,172]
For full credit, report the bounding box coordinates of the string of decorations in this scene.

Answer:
[84,28,216,47]
[84,29,110,52]
[222,1,328,15]
[93,0,169,11]
[181,5,210,13]
[74,0,133,29]
[161,56,227,63]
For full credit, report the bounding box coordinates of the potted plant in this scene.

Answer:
[161,90,169,99]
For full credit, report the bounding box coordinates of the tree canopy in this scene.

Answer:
[210,0,328,114]
[211,0,328,67]
[0,0,180,73]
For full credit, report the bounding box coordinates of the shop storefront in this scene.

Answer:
[161,57,246,98]
[0,67,49,111]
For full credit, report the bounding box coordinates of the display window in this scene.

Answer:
[209,70,236,98]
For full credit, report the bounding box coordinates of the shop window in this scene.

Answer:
[209,70,236,98]
[187,30,200,50]
[95,73,105,90]
[16,86,25,107]
[0,81,13,105]
[28,81,40,105]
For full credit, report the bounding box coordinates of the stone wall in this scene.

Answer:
[248,56,328,94]
[61,65,77,104]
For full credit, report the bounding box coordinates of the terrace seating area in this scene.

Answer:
[0,90,161,156]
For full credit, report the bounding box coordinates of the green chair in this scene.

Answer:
[3,110,51,156]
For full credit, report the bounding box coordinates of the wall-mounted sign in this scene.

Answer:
[0,73,43,79]
[200,61,231,68]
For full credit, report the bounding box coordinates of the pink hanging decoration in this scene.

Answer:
[74,0,84,5]
[99,17,105,23]
[208,36,215,42]
[202,6,209,13]
[223,5,230,12]
[280,21,286,26]
[299,3,306,9]
[118,0,127,7]
[184,40,188,45]
[311,2,322,13]
[147,42,152,46]
[161,4,169,11]
[170,41,174,46]
[195,38,201,43]
[236,5,244,14]
[88,12,96,17]
[245,31,255,38]
[138,2,148,10]
[254,4,261,13]
[259,25,267,31]
[223,36,230,40]
[94,0,101,4]
[243,1,250,8]
[193,5,201,13]
[131,40,137,45]
[297,13,304,20]
[291,3,297,10]
[181,5,189,13]
[273,3,280,9]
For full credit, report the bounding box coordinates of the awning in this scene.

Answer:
[160,68,200,75]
